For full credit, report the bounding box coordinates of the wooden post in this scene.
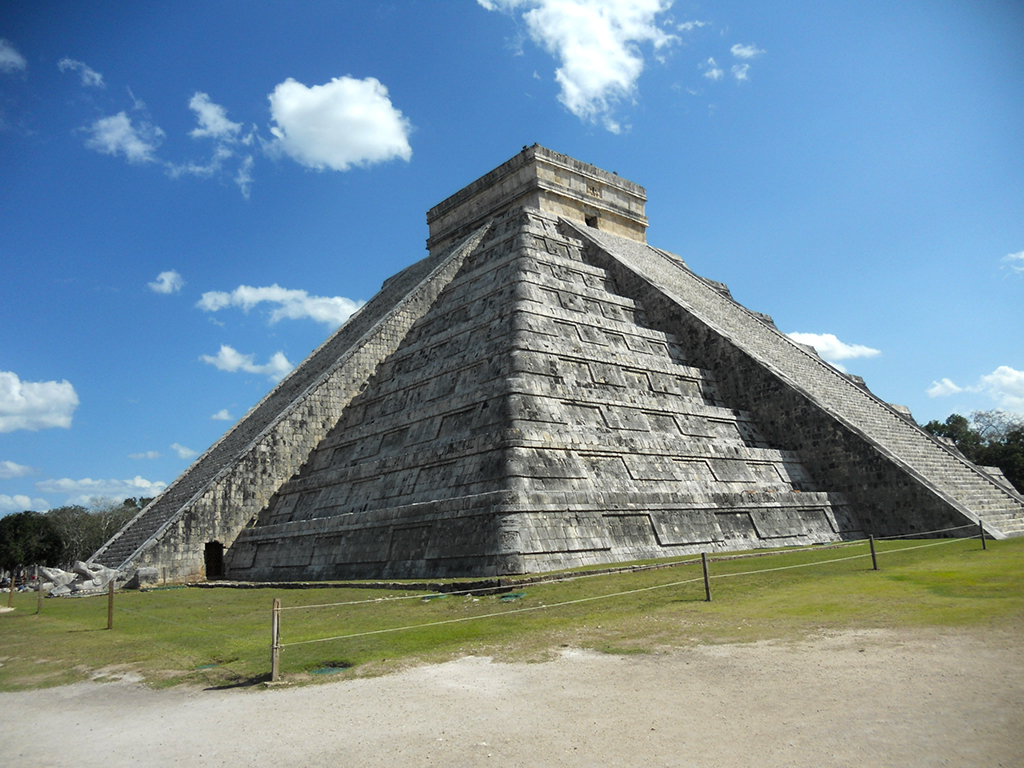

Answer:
[869,536,879,571]
[701,552,712,602]
[107,580,115,630]
[36,565,43,615]
[7,569,13,608]
[979,520,987,551]
[271,598,281,682]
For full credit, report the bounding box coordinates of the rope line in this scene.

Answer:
[279,536,982,648]
[875,522,977,541]
[280,575,708,647]
[279,556,707,611]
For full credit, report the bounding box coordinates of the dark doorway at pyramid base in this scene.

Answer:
[223,491,860,581]
[204,541,225,580]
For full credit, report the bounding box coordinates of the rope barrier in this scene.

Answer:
[278,535,982,650]
[875,522,977,541]
[281,574,708,648]
[279,555,707,612]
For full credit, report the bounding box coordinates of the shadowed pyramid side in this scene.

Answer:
[89,225,491,579]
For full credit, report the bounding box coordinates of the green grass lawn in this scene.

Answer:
[1,537,1021,691]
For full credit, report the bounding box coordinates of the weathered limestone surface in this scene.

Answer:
[572,223,1024,538]
[93,145,1024,583]
[90,225,491,580]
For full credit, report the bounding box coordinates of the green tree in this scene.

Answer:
[923,413,982,461]
[925,411,1024,493]
[45,500,142,567]
[0,511,63,575]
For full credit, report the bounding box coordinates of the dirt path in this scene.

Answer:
[4,628,1022,768]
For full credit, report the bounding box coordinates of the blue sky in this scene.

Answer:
[2,0,1022,514]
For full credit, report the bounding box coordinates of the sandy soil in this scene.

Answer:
[3,628,1022,768]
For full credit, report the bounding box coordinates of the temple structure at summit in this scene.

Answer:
[91,145,1024,582]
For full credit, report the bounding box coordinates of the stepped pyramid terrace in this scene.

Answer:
[91,146,1024,582]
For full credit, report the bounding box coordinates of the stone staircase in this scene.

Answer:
[91,228,491,571]
[574,224,1024,538]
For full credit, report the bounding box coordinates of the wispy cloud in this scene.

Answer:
[188,92,241,139]
[84,111,164,164]
[787,332,881,373]
[678,20,710,32]
[0,39,27,74]
[0,494,49,513]
[0,460,35,479]
[129,450,162,460]
[200,345,293,382]
[700,57,724,81]
[927,365,1024,411]
[0,370,79,433]
[171,442,198,459]
[148,270,184,294]
[197,283,364,328]
[479,0,676,133]
[35,475,168,506]
[58,58,105,87]
[211,409,233,421]
[730,43,765,59]
[1002,251,1024,275]
[267,76,413,171]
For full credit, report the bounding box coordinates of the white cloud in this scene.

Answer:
[0,460,34,479]
[0,39,27,74]
[58,58,105,87]
[148,269,184,294]
[35,476,168,506]
[732,64,750,81]
[0,371,79,433]
[268,76,413,171]
[188,92,241,139]
[926,365,1024,411]
[235,155,254,199]
[200,345,294,382]
[211,409,233,421]
[700,57,724,81]
[927,378,963,398]
[1002,251,1024,274]
[478,0,675,132]
[979,366,1024,411]
[171,443,198,459]
[787,332,881,362]
[730,43,765,59]
[197,283,364,327]
[0,495,49,514]
[84,111,164,164]
[129,451,162,460]
[678,20,709,32]
[166,144,233,179]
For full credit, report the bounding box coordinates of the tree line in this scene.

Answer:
[923,409,1024,492]
[0,498,152,582]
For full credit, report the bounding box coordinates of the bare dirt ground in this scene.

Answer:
[4,628,1022,768]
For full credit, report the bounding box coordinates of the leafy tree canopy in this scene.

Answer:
[0,511,63,573]
[924,409,1024,492]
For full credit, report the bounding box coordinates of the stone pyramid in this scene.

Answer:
[92,146,1024,582]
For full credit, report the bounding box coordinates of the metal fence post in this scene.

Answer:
[979,520,987,550]
[869,536,879,571]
